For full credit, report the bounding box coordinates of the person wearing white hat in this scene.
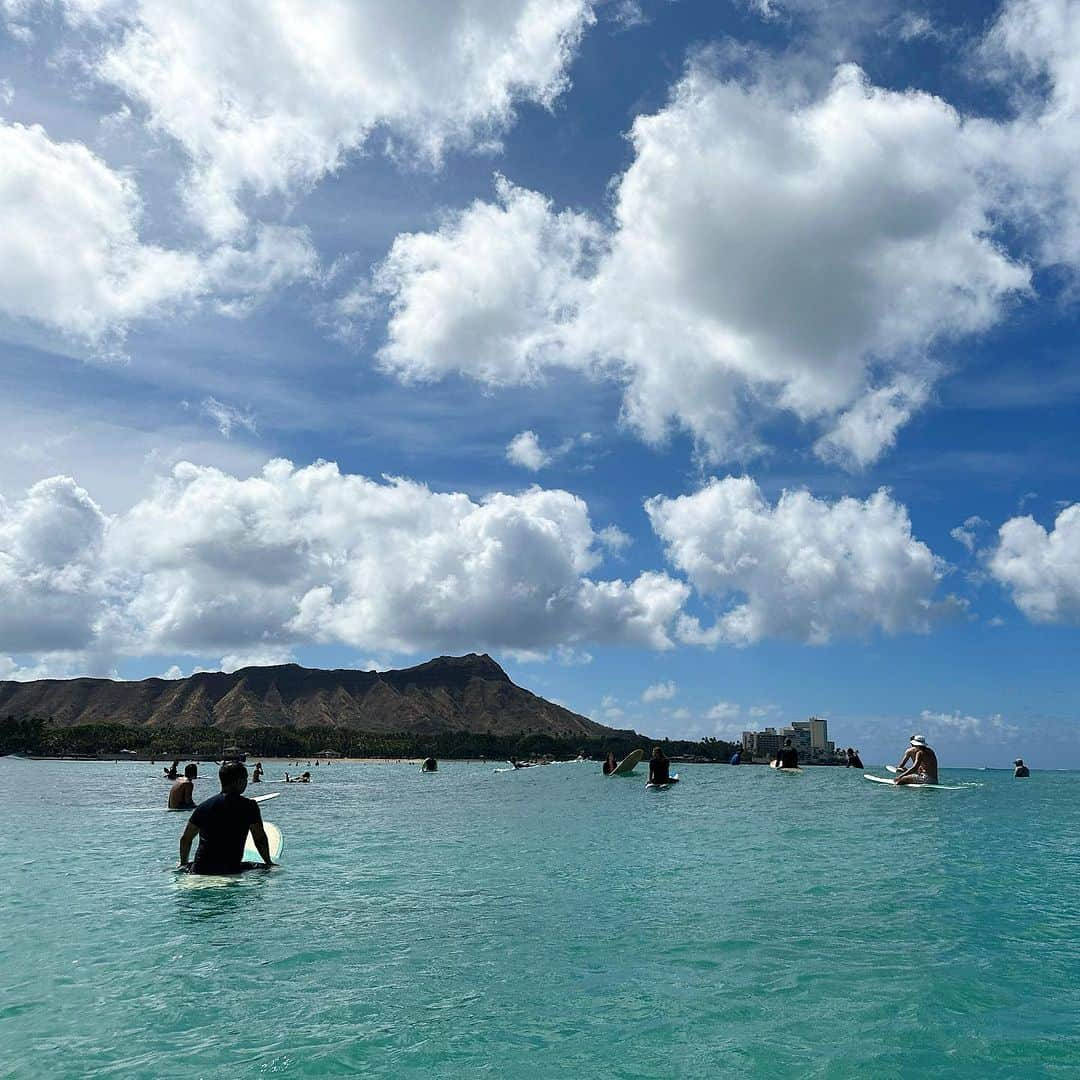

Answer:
[894,734,938,785]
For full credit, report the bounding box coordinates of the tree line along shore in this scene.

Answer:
[0,715,738,764]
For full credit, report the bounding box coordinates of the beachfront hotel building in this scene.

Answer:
[741,717,841,764]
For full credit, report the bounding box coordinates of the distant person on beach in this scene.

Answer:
[603,752,618,775]
[845,747,864,769]
[167,763,198,810]
[773,739,799,770]
[178,761,273,874]
[1014,758,1030,778]
[729,749,742,765]
[894,735,938,785]
[164,759,180,780]
[648,747,673,784]
[251,762,263,783]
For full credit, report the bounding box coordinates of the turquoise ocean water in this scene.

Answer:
[2,758,1078,1078]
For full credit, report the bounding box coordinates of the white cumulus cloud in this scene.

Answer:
[0,460,688,671]
[987,503,1080,623]
[0,120,203,346]
[373,64,1029,465]
[376,177,600,384]
[0,120,317,349]
[0,476,110,654]
[506,431,552,471]
[642,680,677,702]
[79,0,597,237]
[919,709,1019,741]
[646,476,946,645]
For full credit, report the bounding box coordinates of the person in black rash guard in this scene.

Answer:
[178,760,274,875]
[1014,759,1030,778]
[773,739,799,769]
[648,747,674,784]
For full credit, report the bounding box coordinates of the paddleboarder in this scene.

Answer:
[178,760,274,874]
[894,735,938,785]
[167,763,198,810]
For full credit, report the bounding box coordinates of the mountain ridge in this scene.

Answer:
[0,653,623,740]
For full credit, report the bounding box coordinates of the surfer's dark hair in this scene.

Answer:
[184,763,198,778]
[219,760,248,787]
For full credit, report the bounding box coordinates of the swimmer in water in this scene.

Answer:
[894,735,938,785]
[168,763,198,810]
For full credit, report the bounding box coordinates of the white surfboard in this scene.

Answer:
[646,773,679,789]
[243,821,283,862]
[885,765,898,773]
[864,774,963,790]
[770,762,803,774]
[610,748,645,776]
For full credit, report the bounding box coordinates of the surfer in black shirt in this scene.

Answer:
[773,739,799,770]
[178,761,274,874]
[648,747,674,784]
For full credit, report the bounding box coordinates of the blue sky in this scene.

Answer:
[2,0,1079,766]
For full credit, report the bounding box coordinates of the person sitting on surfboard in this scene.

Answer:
[164,759,180,780]
[251,762,263,783]
[648,747,673,785]
[167,763,198,810]
[729,749,741,765]
[772,739,799,770]
[178,760,274,874]
[845,747,864,769]
[894,735,938,785]
[603,752,618,775]
[1014,758,1030,778]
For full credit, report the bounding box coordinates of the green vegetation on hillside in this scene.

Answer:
[0,715,736,762]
